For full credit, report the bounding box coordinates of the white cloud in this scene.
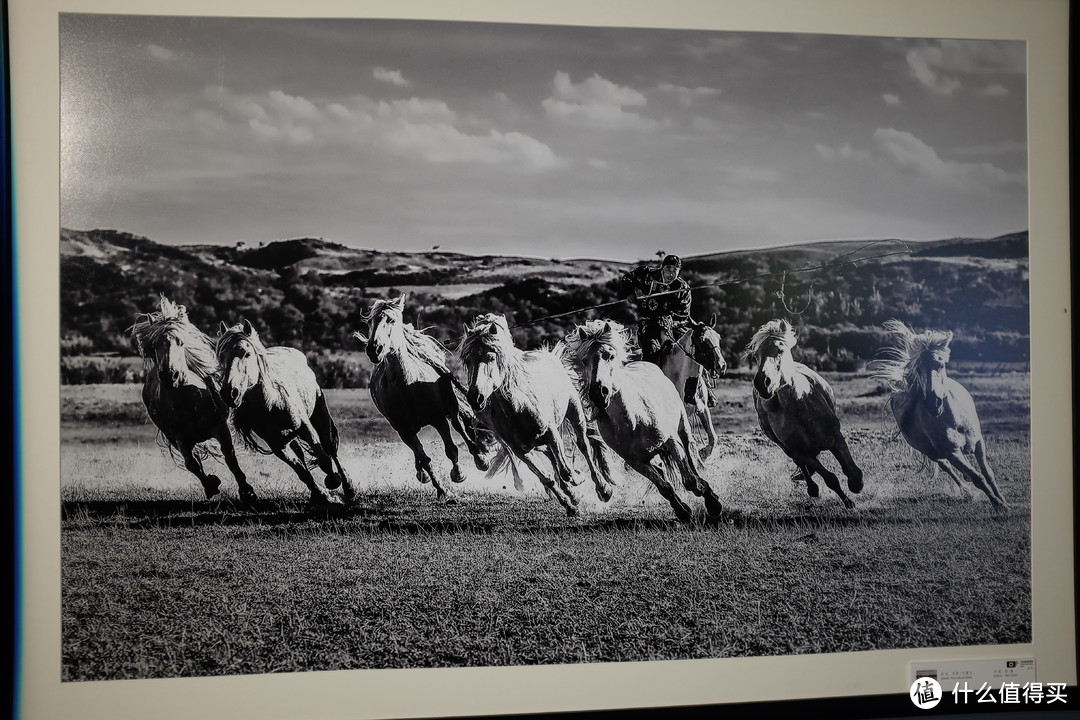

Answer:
[815,143,871,162]
[148,44,177,62]
[658,82,720,107]
[980,83,1009,97]
[873,128,1024,190]
[373,67,410,87]
[196,85,560,170]
[883,93,901,106]
[544,72,654,130]
[906,48,961,95]
[905,40,1024,95]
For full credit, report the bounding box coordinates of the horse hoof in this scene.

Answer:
[806,485,820,498]
[451,467,466,484]
[597,485,614,503]
[705,497,724,517]
[473,456,490,472]
[842,498,856,510]
[417,472,432,485]
[203,476,222,499]
[324,472,341,490]
[565,505,579,517]
[239,487,259,506]
[848,473,864,494]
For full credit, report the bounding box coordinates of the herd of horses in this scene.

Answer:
[126,293,1010,522]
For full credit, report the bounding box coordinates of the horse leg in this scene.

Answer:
[538,433,580,506]
[515,449,578,517]
[806,457,855,509]
[934,460,968,492]
[564,400,614,502]
[944,451,1008,512]
[828,436,863,494]
[794,463,819,498]
[626,457,694,523]
[177,440,221,499]
[432,415,467,488]
[450,410,491,472]
[665,438,723,518]
[974,440,1008,508]
[273,442,338,507]
[215,426,258,505]
[396,429,439,489]
[299,414,357,505]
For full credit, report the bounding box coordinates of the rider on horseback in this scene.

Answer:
[621,254,715,407]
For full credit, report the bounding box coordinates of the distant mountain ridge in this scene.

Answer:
[60,227,1030,385]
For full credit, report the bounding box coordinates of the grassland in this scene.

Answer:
[60,372,1032,681]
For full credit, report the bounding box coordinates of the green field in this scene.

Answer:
[60,373,1032,681]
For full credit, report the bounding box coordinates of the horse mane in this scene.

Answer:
[563,319,636,368]
[743,319,797,363]
[867,319,952,394]
[216,324,287,412]
[364,297,452,374]
[128,295,219,379]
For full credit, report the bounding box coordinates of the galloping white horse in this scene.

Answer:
[563,319,724,523]
[217,319,356,508]
[457,313,614,516]
[655,314,727,460]
[868,319,1007,512]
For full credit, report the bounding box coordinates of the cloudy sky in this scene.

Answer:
[59,15,1027,262]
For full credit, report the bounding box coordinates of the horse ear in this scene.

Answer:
[353,331,368,348]
[709,312,717,328]
[393,293,406,310]
[944,331,954,346]
[219,321,229,336]
[241,318,254,336]
[488,322,499,335]
[603,321,612,334]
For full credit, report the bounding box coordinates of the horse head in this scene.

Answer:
[747,319,796,400]
[152,322,190,391]
[218,318,265,408]
[582,321,622,409]
[130,295,218,391]
[364,294,408,364]
[690,313,727,378]
[914,331,953,417]
[459,314,512,408]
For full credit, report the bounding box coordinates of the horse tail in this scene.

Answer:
[312,391,340,456]
[676,411,705,479]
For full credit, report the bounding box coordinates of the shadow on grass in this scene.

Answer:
[61,490,1025,535]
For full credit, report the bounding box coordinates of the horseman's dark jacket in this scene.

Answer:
[621,265,693,326]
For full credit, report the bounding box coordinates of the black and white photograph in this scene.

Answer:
[58,10,1034,675]
[11,0,1074,718]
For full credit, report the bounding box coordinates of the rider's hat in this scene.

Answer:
[662,254,682,268]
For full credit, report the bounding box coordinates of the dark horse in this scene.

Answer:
[356,294,492,502]
[744,319,863,509]
[129,295,257,504]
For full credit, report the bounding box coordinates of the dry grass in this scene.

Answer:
[59,374,1032,680]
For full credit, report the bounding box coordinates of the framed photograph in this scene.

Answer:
[11,0,1073,718]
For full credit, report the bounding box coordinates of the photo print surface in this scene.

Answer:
[59,13,1031,681]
